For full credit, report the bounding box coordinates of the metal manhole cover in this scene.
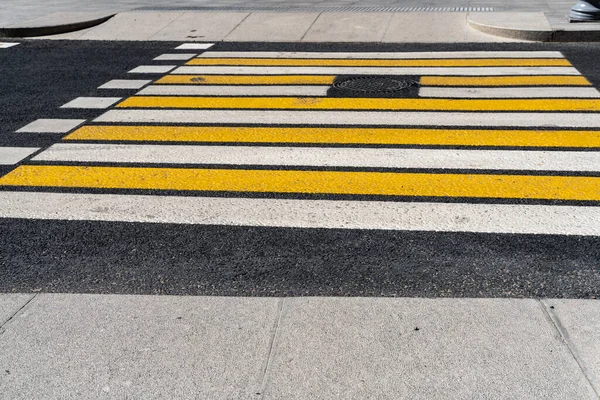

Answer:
[333,77,415,93]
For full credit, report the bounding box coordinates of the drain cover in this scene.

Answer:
[333,77,415,93]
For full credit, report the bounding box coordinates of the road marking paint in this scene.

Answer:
[94,109,600,128]
[0,42,19,48]
[63,125,600,148]
[419,87,600,98]
[420,75,591,86]
[154,53,197,61]
[1,192,598,235]
[117,96,600,112]
[34,144,600,172]
[175,43,214,50]
[60,97,122,109]
[155,75,336,85]
[0,147,39,165]
[187,58,572,67]
[98,79,152,90]
[198,51,565,59]
[137,85,330,96]
[2,166,599,201]
[129,65,177,74]
[173,66,581,76]
[16,119,86,133]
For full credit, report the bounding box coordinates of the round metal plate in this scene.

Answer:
[333,77,416,93]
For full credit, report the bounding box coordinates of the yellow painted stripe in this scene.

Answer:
[186,58,572,67]
[117,96,600,112]
[155,75,336,85]
[65,125,600,148]
[421,75,591,87]
[1,166,599,201]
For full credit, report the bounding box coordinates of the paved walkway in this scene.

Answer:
[43,11,516,42]
[1,293,599,399]
[0,0,578,28]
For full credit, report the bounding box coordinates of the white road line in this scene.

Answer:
[172,66,581,76]
[0,147,39,165]
[175,43,214,50]
[136,85,330,97]
[1,192,598,236]
[99,79,152,90]
[60,97,122,109]
[16,119,86,133]
[0,42,19,48]
[129,65,177,74]
[198,51,565,59]
[94,109,600,129]
[154,53,197,61]
[419,87,600,98]
[34,144,600,173]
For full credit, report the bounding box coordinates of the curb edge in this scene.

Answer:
[0,14,114,38]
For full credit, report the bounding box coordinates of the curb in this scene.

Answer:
[0,14,114,38]
[467,12,600,42]
[468,19,551,41]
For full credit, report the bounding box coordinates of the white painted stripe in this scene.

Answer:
[154,53,197,61]
[173,66,581,76]
[136,85,330,97]
[0,147,39,165]
[99,79,152,90]
[198,51,565,59]
[0,42,19,48]
[33,144,600,173]
[1,192,598,236]
[16,119,86,133]
[94,109,600,129]
[175,43,214,50]
[129,65,176,74]
[60,97,122,109]
[419,87,600,98]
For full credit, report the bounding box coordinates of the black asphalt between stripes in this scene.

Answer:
[1,40,600,298]
[1,218,599,298]
[0,40,177,148]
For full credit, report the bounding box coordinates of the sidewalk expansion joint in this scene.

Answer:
[540,299,600,399]
[225,12,253,41]
[300,12,323,42]
[257,298,284,398]
[0,293,39,336]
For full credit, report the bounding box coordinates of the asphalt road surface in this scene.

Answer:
[1,40,599,298]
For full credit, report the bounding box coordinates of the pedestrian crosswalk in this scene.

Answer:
[1,48,599,236]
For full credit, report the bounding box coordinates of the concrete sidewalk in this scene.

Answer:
[2,0,600,42]
[1,294,599,398]
[2,9,600,42]
[42,11,516,43]
[0,0,570,29]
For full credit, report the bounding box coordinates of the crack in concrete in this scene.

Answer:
[299,12,323,41]
[223,12,253,41]
[0,293,38,336]
[540,299,600,400]
[256,298,284,398]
